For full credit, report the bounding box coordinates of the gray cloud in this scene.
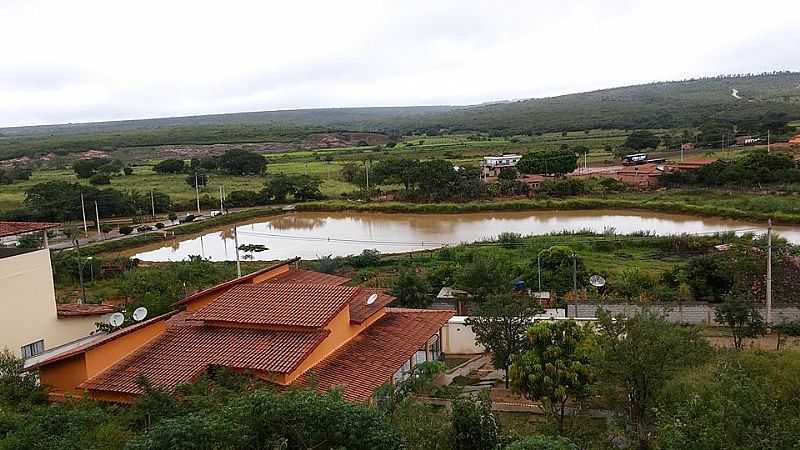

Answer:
[0,0,798,127]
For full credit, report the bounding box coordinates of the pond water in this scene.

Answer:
[125,210,800,262]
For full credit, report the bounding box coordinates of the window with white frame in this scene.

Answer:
[428,333,442,361]
[21,339,44,359]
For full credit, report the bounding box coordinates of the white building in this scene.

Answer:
[0,223,113,359]
[481,154,522,178]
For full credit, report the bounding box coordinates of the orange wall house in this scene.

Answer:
[31,259,451,403]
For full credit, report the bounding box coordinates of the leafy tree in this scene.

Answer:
[372,158,420,191]
[0,349,45,405]
[168,212,178,223]
[714,294,767,349]
[391,270,431,308]
[497,167,518,181]
[466,294,544,387]
[595,310,712,447]
[89,173,111,185]
[72,158,110,178]
[340,162,359,182]
[509,320,593,433]
[153,159,186,174]
[225,190,262,207]
[123,166,134,175]
[292,175,323,201]
[517,150,577,176]
[263,174,295,202]
[455,254,514,301]
[450,394,498,450]
[656,352,800,450]
[119,225,133,235]
[218,149,266,175]
[526,246,584,295]
[623,130,660,150]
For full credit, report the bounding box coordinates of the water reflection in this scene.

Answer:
[127,210,799,262]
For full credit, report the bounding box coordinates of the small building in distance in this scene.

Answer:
[481,154,522,178]
[616,163,663,189]
[735,135,760,146]
[0,222,114,359]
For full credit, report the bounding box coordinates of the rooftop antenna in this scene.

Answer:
[109,312,125,328]
[589,275,606,288]
[132,307,148,322]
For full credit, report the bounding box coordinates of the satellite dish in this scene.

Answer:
[132,307,148,322]
[589,275,606,288]
[109,312,125,327]
[366,293,379,305]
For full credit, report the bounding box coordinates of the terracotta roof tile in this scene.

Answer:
[56,303,115,317]
[193,283,358,328]
[263,269,351,286]
[0,221,59,238]
[348,289,395,323]
[173,258,300,306]
[81,313,329,395]
[296,308,453,401]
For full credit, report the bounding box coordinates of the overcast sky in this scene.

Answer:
[1,0,799,127]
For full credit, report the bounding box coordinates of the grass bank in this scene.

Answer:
[297,190,800,224]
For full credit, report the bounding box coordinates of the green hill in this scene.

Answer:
[1,72,799,161]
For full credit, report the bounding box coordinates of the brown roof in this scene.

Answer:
[81,313,329,395]
[263,268,351,286]
[348,289,395,323]
[56,303,116,317]
[296,308,453,401]
[192,283,358,328]
[173,258,300,306]
[617,163,662,175]
[0,221,59,238]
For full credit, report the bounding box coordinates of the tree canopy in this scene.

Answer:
[516,150,577,176]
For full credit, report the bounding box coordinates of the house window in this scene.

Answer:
[428,334,442,361]
[413,350,427,366]
[21,339,44,359]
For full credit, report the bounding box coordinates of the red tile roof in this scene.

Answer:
[192,283,357,328]
[348,289,395,323]
[81,313,329,395]
[296,308,453,401]
[56,303,115,317]
[263,268,351,286]
[0,221,59,238]
[173,258,300,306]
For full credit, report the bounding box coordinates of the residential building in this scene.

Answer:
[1,222,114,359]
[735,135,759,146]
[616,163,663,189]
[481,154,522,178]
[29,259,452,403]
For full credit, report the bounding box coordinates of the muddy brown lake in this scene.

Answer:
[124,210,800,262]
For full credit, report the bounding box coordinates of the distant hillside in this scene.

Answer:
[1,72,799,160]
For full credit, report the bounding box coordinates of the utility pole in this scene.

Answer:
[767,130,771,154]
[767,219,773,325]
[365,160,370,200]
[572,252,577,294]
[195,172,201,214]
[80,192,88,237]
[233,226,242,277]
[150,189,156,218]
[219,186,224,213]
[94,201,101,239]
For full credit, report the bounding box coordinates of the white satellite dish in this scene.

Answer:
[366,293,379,305]
[589,275,606,288]
[109,312,125,327]
[132,307,148,322]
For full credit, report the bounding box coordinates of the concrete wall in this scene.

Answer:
[442,309,565,355]
[567,302,800,325]
[0,249,106,358]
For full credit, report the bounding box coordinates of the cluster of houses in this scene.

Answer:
[480,153,717,190]
[1,222,468,403]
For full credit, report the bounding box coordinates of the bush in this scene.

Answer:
[347,249,381,268]
[118,226,133,235]
[153,159,186,174]
[155,222,165,229]
[89,174,111,185]
[226,190,263,208]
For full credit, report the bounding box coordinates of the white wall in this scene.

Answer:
[0,249,106,358]
[442,309,565,355]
